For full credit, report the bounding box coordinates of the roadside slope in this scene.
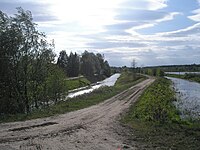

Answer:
[122,77,200,149]
[0,78,154,150]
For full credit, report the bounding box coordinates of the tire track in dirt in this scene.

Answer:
[0,78,155,150]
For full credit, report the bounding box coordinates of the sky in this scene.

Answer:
[0,0,200,67]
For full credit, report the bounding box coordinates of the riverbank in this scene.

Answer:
[0,72,146,123]
[166,73,200,83]
[65,76,91,91]
[121,77,200,149]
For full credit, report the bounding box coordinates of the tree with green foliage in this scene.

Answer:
[57,50,68,75]
[80,51,96,78]
[57,51,80,77]
[67,52,80,77]
[103,60,111,77]
[80,51,111,81]
[0,8,67,114]
[131,59,137,79]
[96,53,111,77]
[45,64,67,104]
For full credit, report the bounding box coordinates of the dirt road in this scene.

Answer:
[0,78,154,150]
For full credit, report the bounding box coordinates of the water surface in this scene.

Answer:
[167,77,200,119]
[67,73,121,98]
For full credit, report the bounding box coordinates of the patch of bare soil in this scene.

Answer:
[0,78,154,150]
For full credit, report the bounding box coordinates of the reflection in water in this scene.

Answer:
[167,77,200,119]
[67,73,121,98]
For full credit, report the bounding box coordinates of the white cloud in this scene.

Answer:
[147,0,168,10]
[130,23,155,30]
[128,12,180,31]
[45,0,119,27]
[157,12,181,22]
[188,9,200,22]
[119,0,168,11]
[1,0,199,66]
[156,22,200,37]
[188,0,200,22]
[103,21,200,66]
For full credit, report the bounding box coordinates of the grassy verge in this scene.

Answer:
[65,77,91,91]
[167,73,200,83]
[122,77,200,149]
[115,72,146,89]
[0,72,146,123]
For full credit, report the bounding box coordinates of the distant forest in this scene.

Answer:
[144,64,200,72]
[0,8,111,115]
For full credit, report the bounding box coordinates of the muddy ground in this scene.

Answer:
[0,78,154,150]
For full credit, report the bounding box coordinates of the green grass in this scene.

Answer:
[122,77,200,149]
[65,77,91,91]
[0,72,146,123]
[166,73,185,78]
[123,78,180,123]
[115,71,145,89]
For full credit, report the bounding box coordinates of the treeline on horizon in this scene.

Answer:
[0,8,111,115]
[112,63,200,76]
[144,64,200,72]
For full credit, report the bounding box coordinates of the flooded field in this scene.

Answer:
[167,77,200,119]
[67,73,121,98]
